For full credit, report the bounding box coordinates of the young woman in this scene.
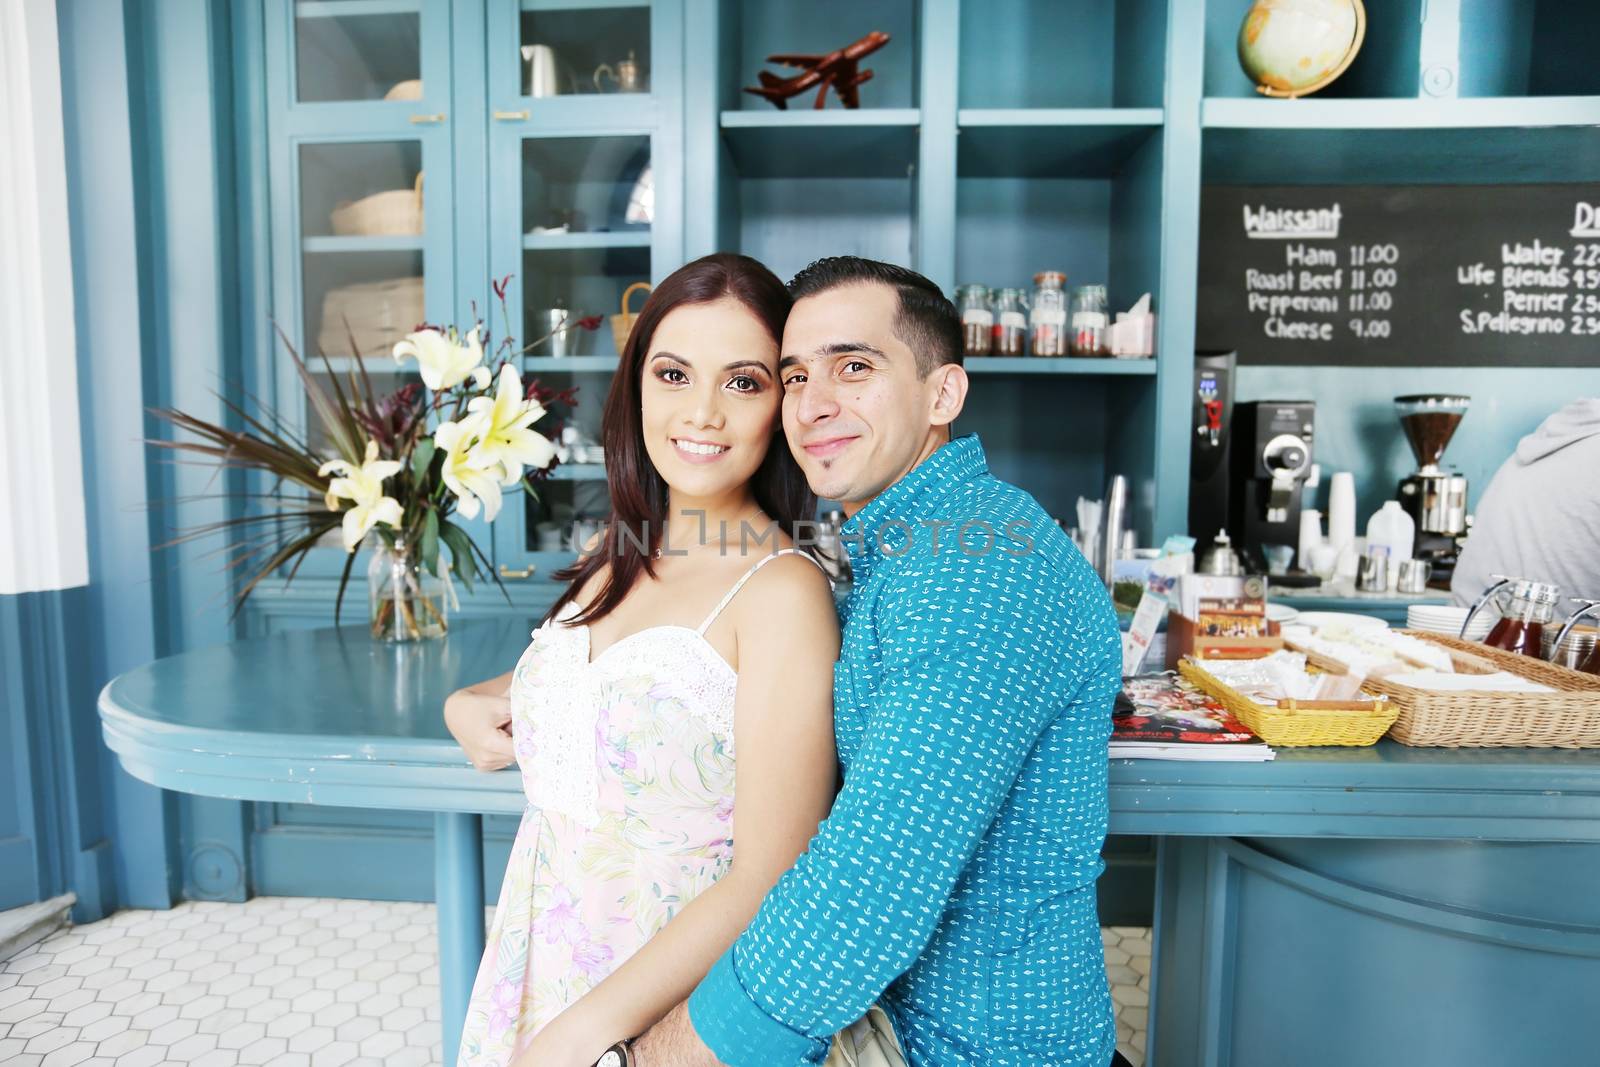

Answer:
[444,254,840,1067]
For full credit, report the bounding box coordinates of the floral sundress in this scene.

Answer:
[456,549,822,1066]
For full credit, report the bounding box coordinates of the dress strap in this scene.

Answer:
[695,549,828,636]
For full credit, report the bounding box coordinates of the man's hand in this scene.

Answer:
[443,676,515,772]
[631,1001,724,1067]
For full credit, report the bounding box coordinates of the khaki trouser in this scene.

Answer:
[824,1005,907,1067]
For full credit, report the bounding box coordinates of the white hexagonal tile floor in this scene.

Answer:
[0,897,1151,1066]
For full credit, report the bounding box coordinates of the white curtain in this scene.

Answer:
[0,0,89,594]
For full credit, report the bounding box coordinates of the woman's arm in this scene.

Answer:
[514,555,841,1067]
[444,671,516,771]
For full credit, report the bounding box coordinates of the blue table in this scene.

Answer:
[100,619,1600,1067]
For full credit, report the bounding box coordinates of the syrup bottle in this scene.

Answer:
[1481,580,1560,658]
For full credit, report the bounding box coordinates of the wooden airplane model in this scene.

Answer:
[744,31,891,110]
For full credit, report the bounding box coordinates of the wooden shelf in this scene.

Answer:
[720,109,921,179]
[302,235,424,253]
[1203,95,1600,130]
[957,108,1164,178]
[509,94,660,131]
[520,0,648,11]
[522,355,619,371]
[1202,97,1600,184]
[545,463,606,481]
[964,357,1157,376]
[521,230,650,251]
[296,0,420,18]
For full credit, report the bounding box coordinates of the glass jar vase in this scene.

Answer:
[368,541,449,642]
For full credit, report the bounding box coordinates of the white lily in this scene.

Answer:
[392,325,492,392]
[433,414,507,522]
[463,362,558,483]
[318,439,405,551]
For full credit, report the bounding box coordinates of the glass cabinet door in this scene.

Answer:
[486,0,680,584]
[265,0,467,580]
[291,0,430,105]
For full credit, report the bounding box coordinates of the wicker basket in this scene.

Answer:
[1367,631,1600,748]
[316,276,425,359]
[611,282,652,354]
[1178,658,1397,748]
[331,172,423,236]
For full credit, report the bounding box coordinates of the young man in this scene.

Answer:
[608,258,1124,1066]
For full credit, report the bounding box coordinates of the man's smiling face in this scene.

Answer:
[778,283,942,510]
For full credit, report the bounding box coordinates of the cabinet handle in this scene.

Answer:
[409,112,447,125]
[493,109,531,122]
[499,563,537,580]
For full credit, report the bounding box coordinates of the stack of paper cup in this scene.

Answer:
[1327,472,1357,579]
[1297,509,1322,572]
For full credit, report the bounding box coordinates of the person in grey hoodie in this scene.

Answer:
[1452,397,1600,606]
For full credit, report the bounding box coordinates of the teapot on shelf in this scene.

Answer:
[594,51,645,93]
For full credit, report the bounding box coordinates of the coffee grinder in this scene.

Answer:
[1395,394,1470,583]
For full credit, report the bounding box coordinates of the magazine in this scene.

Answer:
[1111,672,1274,761]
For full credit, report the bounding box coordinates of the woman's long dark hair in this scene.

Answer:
[542,253,814,628]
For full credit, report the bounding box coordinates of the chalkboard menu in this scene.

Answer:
[1198,183,1600,367]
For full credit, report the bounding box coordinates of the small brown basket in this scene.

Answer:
[331,172,424,236]
[1367,631,1600,748]
[611,282,652,354]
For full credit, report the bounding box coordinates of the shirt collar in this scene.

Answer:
[839,433,988,582]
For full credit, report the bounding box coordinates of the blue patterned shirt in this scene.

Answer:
[687,434,1120,1065]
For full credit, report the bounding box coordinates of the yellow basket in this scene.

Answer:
[1179,658,1397,748]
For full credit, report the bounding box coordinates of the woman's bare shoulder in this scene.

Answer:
[733,551,839,646]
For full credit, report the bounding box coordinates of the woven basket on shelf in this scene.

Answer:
[331,172,423,236]
[1178,658,1397,748]
[610,282,652,354]
[316,276,425,359]
[1364,630,1600,748]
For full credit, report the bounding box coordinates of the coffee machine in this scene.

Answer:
[1228,400,1316,573]
[1187,352,1237,549]
[1395,394,1470,583]
[1188,353,1317,574]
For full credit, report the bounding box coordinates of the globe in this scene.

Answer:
[1238,0,1366,98]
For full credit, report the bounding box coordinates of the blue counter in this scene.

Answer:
[99,618,1600,1067]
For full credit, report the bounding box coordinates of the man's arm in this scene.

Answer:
[672,554,1108,1066]
[630,1001,721,1066]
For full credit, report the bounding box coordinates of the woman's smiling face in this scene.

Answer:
[639,296,783,500]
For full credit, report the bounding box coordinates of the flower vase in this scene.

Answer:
[368,543,449,642]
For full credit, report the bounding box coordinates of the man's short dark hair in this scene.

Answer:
[787,256,962,377]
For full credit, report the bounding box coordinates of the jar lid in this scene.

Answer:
[1509,579,1561,604]
[1032,271,1066,287]
[955,283,990,297]
[1073,283,1107,296]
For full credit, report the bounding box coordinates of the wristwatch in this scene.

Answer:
[595,1039,635,1067]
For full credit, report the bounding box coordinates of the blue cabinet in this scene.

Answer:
[227,0,1600,907]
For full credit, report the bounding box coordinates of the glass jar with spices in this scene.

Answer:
[1029,271,1068,357]
[992,287,1028,357]
[1070,284,1110,357]
[956,284,994,358]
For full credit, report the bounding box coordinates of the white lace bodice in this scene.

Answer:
[507,548,826,826]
